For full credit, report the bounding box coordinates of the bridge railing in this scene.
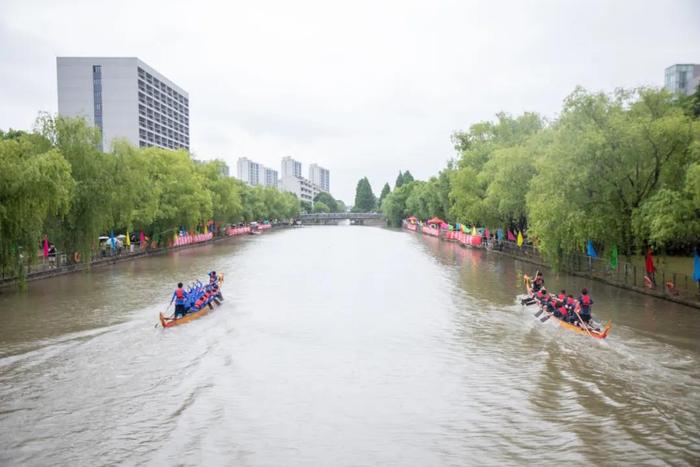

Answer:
[299,212,384,220]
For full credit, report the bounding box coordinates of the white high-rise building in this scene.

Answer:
[280,176,320,203]
[309,164,330,193]
[237,157,261,186]
[665,64,700,96]
[263,167,279,189]
[281,156,302,179]
[57,57,189,152]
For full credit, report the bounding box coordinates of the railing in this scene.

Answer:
[299,212,384,220]
[496,240,700,303]
[402,220,699,304]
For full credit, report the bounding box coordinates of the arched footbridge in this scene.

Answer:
[298,212,386,225]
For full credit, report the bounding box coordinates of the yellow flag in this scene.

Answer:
[471,226,477,236]
[125,231,130,246]
[517,231,524,247]
[173,232,178,243]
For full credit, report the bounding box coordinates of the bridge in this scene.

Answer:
[298,212,386,225]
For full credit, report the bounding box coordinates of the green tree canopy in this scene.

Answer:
[378,182,391,208]
[313,191,338,212]
[353,177,376,212]
[312,201,331,213]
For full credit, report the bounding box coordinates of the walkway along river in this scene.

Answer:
[0,226,698,465]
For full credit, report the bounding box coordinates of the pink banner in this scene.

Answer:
[258,224,272,231]
[422,225,440,237]
[405,223,418,231]
[171,232,213,247]
[226,226,252,236]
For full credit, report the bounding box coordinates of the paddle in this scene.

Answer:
[572,305,594,338]
[155,303,173,328]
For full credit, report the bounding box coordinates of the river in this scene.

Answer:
[0,226,698,466]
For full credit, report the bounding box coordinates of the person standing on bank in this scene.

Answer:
[171,282,188,318]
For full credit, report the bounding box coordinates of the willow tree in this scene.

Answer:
[527,87,700,261]
[196,160,244,224]
[450,112,543,228]
[38,115,117,262]
[0,132,73,277]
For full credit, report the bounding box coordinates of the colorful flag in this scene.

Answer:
[471,226,477,236]
[507,230,516,242]
[139,230,145,246]
[586,240,597,258]
[517,231,524,247]
[125,231,130,247]
[497,228,504,240]
[693,248,700,282]
[610,245,618,269]
[484,228,490,238]
[110,230,116,250]
[43,236,49,259]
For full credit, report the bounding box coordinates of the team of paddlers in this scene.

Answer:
[523,271,596,327]
[170,271,224,319]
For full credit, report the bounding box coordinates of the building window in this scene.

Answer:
[92,65,103,151]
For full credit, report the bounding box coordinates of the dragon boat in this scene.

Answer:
[159,273,224,328]
[521,275,611,339]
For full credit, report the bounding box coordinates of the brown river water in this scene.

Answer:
[0,226,698,466]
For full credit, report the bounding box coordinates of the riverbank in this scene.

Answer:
[404,222,700,310]
[0,223,289,291]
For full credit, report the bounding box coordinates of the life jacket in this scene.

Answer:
[566,297,575,306]
[558,293,565,301]
[558,305,568,317]
[536,290,544,299]
[579,294,592,314]
[175,288,186,305]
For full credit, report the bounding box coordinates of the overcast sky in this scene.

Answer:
[1,0,699,202]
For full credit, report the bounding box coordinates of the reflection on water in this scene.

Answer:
[0,227,698,466]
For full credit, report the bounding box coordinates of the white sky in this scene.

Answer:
[1,0,699,203]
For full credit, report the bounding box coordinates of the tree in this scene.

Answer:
[313,201,331,213]
[353,177,376,212]
[40,115,120,261]
[402,170,414,184]
[300,200,313,214]
[382,182,417,226]
[527,87,699,261]
[0,133,73,278]
[378,182,391,208]
[395,171,405,189]
[313,192,338,212]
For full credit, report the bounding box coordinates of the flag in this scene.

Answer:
[497,228,504,240]
[693,248,700,282]
[484,228,490,238]
[471,226,477,236]
[507,230,516,241]
[139,230,145,246]
[517,231,524,247]
[110,230,116,250]
[125,230,130,247]
[610,245,618,269]
[586,240,597,258]
[173,232,178,243]
[43,236,49,259]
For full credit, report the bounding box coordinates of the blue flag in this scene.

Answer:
[110,230,116,250]
[586,240,597,258]
[497,228,504,241]
[693,248,700,282]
